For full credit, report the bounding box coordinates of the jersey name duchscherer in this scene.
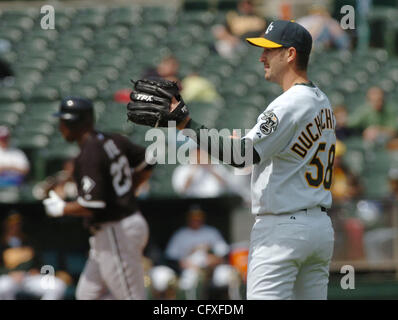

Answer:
[244,84,336,215]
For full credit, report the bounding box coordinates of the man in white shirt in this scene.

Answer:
[165,208,230,298]
[0,126,30,188]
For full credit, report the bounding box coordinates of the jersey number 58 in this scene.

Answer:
[305,142,336,190]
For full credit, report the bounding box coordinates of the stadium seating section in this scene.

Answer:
[1,3,398,201]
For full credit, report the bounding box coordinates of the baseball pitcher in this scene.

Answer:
[126,20,335,300]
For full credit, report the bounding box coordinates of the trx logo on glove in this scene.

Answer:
[135,94,153,102]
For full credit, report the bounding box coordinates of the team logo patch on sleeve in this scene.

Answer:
[259,112,279,136]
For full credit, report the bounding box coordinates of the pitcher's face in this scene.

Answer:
[259,47,288,83]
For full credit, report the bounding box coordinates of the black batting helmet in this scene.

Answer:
[54,97,94,122]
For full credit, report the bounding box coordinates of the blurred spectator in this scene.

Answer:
[386,168,398,202]
[172,148,249,199]
[0,126,30,201]
[32,159,77,201]
[210,0,265,60]
[297,5,351,51]
[181,72,222,103]
[0,212,69,300]
[334,105,357,140]
[143,55,181,84]
[224,0,266,39]
[211,24,246,60]
[165,207,229,271]
[331,140,363,203]
[164,207,231,299]
[347,87,397,144]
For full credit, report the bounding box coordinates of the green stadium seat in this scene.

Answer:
[93,54,127,70]
[203,64,234,79]
[73,14,106,29]
[87,67,120,82]
[117,47,134,60]
[78,77,110,91]
[189,102,221,127]
[13,133,49,150]
[26,101,59,112]
[56,56,89,72]
[325,50,353,64]
[2,8,39,19]
[363,173,389,199]
[14,122,55,136]
[149,164,179,197]
[231,94,267,110]
[53,16,73,31]
[0,112,19,127]
[54,37,85,50]
[142,7,177,25]
[96,104,131,134]
[96,25,130,40]
[240,73,261,88]
[67,85,99,100]
[19,38,49,51]
[0,28,23,43]
[20,49,56,62]
[39,78,71,92]
[165,32,194,49]
[18,58,49,72]
[29,29,59,42]
[91,36,121,50]
[47,69,81,83]
[177,11,215,25]
[59,27,95,42]
[344,92,367,111]
[56,48,95,61]
[370,151,394,172]
[0,52,17,65]
[0,88,22,102]
[28,87,60,101]
[107,11,142,27]
[3,16,34,31]
[42,142,80,160]
[0,102,26,114]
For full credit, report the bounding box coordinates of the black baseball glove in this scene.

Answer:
[127,78,189,127]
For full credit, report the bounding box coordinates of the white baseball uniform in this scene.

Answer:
[243,82,336,299]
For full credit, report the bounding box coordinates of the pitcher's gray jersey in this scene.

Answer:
[244,83,336,215]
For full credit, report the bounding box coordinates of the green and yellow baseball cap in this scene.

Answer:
[246,20,312,54]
